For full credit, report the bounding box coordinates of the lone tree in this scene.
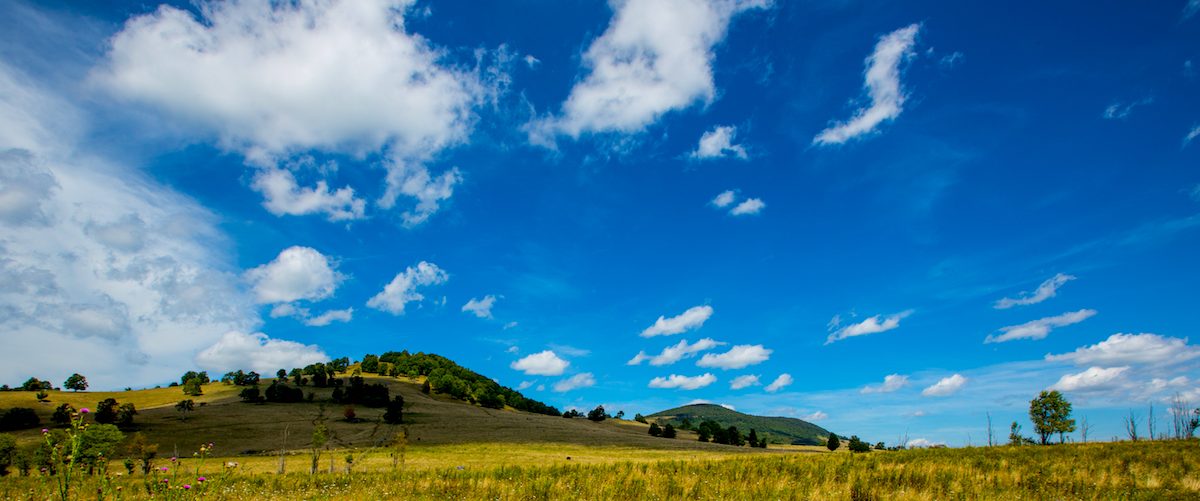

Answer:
[1029,390,1075,445]
[64,373,88,392]
[175,399,194,421]
[826,434,841,451]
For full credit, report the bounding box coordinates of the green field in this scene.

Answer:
[0,440,1195,499]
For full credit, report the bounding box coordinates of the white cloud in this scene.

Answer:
[1186,125,1200,147]
[628,338,724,366]
[530,0,769,141]
[729,374,760,389]
[303,308,353,327]
[504,321,519,330]
[95,0,484,224]
[641,305,713,337]
[814,24,920,145]
[648,373,717,390]
[462,295,498,319]
[711,190,736,208]
[993,273,1075,309]
[1050,366,1129,393]
[523,54,541,68]
[801,410,828,421]
[553,372,596,392]
[921,374,966,397]
[0,61,263,389]
[516,380,533,390]
[195,331,327,374]
[1045,333,1200,367]
[729,198,765,216]
[986,309,1096,343]
[251,166,365,222]
[1185,0,1200,20]
[765,373,793,392]
[245,246,343,304]
[366,261,448,314]
[696,344,772,369]
[826,310,912,344]
[861,374,909,394]
[510,350,569,376]
[906,438,944,448]
[691,125,748,160]
[1102,98,1152,120]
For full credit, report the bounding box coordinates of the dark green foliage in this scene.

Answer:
[747,429,759,448]
[221,370,260,386]
[179,371,210,385]
[34,391,48,402]
[239,387,262,403]
[421,380,431,394]
[64,373,87,392]
[826,434,841,451]
[634,413,647,423]
[648,422,661,437]
[20,377,52,392]
[376,351,559,416]
[94,398,119,424]
[875,442,886,450]
[77,424,123,470]
[116,403,137,429]
[1029,390,1075,445]
[175,400,194,421]
[662,424,676,439]
[361,354,380,374]
[649,403,831,446]
[562,409,582,418]
[332,376,390,407]
[587,405,607,422]
[0,433,15,476]
[679,418,693,430]
[182,378,203,396]
[698,427,710,442]
[848,435,871,453]
[329,357,350,372]
[0,409,40,433]
[276,369,288,382]
[51,404,74,427]
[726,426,744,446]
[383,396,404,424]
[265,382,305,403]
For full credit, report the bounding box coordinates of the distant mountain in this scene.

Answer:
[648,404,833,446]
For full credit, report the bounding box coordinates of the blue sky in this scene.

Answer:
[1,0,1199,447]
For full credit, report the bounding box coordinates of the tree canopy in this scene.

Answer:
[1029,390,1075,445]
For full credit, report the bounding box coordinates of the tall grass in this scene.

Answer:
[1,440,1195,500]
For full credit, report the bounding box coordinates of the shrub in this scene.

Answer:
[634,413,647,424]
[383,396,404,424]
[239,387,262,403]
[94,398,119,424]
[648,422,662,437]
[116,403,137,429]
[52,404,74,427]
[0,433,15,476]
[826,434,841,451]
[0,408,40,431]
[587,405,607,422]
[848,435,871,453]
[662,424,677,439]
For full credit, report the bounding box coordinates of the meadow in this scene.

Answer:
[0,439,1195,500]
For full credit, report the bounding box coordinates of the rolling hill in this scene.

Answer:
[648,404,833,445]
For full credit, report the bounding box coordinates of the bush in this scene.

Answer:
[848,435,871,453]
[649,422,662,437]
[116,403,137,429]
[383,396,404,424]
[662,424,677,439]
[826,434,841,451]
[587,405,607,422]
[94,398,119,424]
[0,433,15,476]
[51,404,74,427]
[239,387,262,403]
[0,408,40,431]
[634,413,647,424]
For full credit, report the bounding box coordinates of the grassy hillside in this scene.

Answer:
[0,376,772,457]
[648,403,832,445]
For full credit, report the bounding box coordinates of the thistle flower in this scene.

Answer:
[197,476,206,483]
[41,428,48,434]
[184,484,192,490]
[79,408,89,414]
[160,467,169,472]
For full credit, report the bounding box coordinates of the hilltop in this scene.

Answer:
[648,404,833,446]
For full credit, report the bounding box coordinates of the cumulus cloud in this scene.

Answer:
[711,190,736,208]
[986,309,1096,343]
[530,0,768,142]
[1045,333,1200,367]
[510,350,569,376]
[826,310,912,344]
[462,295,498,319]
[0,60,265,389]
[303,308,354,327]
[801,410,828,421]
[195,331,327,374]
[649,373,717,390]
[729,374,760,389]
[993,273,1075,309]
[366,261,448,314]
[628,338,724,366]
[553,372,596,392]
[729,198,765,216]
[861,374,909,394]
[921,374,966,397]
[691,125,747,159]
[245,246,343,304]
[641,305,713,337]
[765,373,793,392]
[906,438,944,448]
[95,0,484,224]
[696,344,772,369]
[814,24,920,145]
[516,380,533,390]
[1050,366,1129,393]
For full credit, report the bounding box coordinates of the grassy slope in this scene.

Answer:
[647,403,832,445]
[1,376,771,458]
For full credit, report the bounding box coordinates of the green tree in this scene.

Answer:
[124,433,157,474]
[361,354,380,374]
[848,435,871,453]
[52,404,74,427]
[383,396,405,424]
[1009,421,1026,446]
[182,378,203,396]
[78,424,124,472]
[698,427,710,442]
[1029,390,1076,445]
[276,369,288,382]
[747,429,760,448]
[826,434,841,451]
[0,433,15,476]
[34,391,48,402]
[94,398,119,424]
[634,413,647,423]
[64,373,87,392]
[648,422,662,437]
[239,387,262,403]
[662,423,677,439]
[175,399,194,421]
[587,405,608,422]
[116,403,137,429]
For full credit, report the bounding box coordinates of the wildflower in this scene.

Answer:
[198,477,206,483]
[41,428,48,433]
[80,408,89,413]
[162,478,169,483]
[184,484,192,490]
[171,456,177,462]
[160,467,169,472]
